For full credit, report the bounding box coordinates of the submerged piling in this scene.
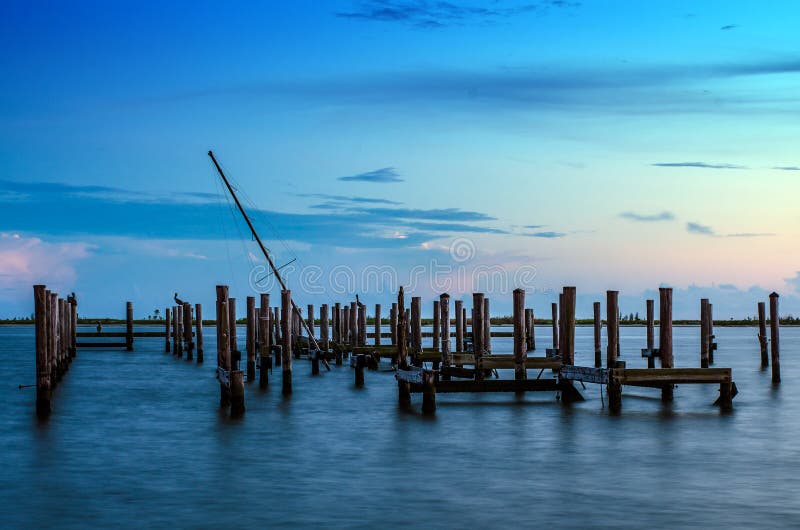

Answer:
[34,285,51,418]
[593,302,602,368]
[259,294,271,388]
[165,308,171,353]
[440,293,451,380]
[455,300,464,353]
[758,301,768,367]
[195,303,204,363]
[216,285,231,407]
[246,296,256,380]
[770,292,780,384]
[606,291,619,369]
[472,293,485,380]
[551,302,559,353]
[701,298,710,368]
[659,287,674,402]
[281,290,293,395]
[126,301,134,351]
[513,288,526,381]
[646,299,655,368]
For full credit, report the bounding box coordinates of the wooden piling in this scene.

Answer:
[195,303,204,363]
[411,297,422,354]
[708,303,715,364]
[551,302,559,353]
[216,285,231,407]
[273,307,281,367]
[374,304,381,347]
[397,287,408,369]
[165,307,171,353]
[48,292,56,381]
[440,293,451,380]
[125,301,134,351]
[421,370,436,414]
[307,304,315,341]
[58,299,66,373]
[183,302,193,360]
[357,302,366,347]
[259,294,271,388]
[758,301,768,367]
[172,305,179,355]
[34,285,51,418]
[769,292,780,384]
[432,301,439,352]
[349,302,357,346]
[230,369,245,417]
[483,298,491,354]
[455,300,464,353]
[646,299,655,368]
[69,296,77,356]
[593,301,602,368]
[525,308,535,351]
[246,296,256,380]
[513,288,526,381]
[562,287,576,365]
[472,293,485,380]
[700,298,710,368]
[606,291,619,368]
[659,287,674,401]
[321,303,330,352]
[390,303,397,346]
[355,354,366,388]
[281,290,293,395]
[228,298,238,368]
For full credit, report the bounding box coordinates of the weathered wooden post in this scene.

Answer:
[358,302,366,347]
[593,302,602,368]
[172,305,179,355]
[462,307,467,340]
[758,301,768,367]
[34,285,51,418]
[281,290,293,395]
[390,303,397,346]
[349,302,357,346]
[374,303,381,347]
[440,293,451,380]
[183,302,193,360]
[525,308,535,351]
[708,303,715,364]
[126,301,134,352]
[421,370,436,414]
[355,354,366,388]
[513,288,526,381]
[432,301,440,352]
[410,297,421,355]
[69,296,77,357]
[195,303,204,363]
[455,299,464,352]
[307,304,315,341]
[246,296,256,380]
[58,299,66,373]
[562,287,576,365]
[165,307,171,353]
[321,303,329,352]
[551,302,559,354]
[606,291,619,368]
[472,293,485,380]
[228,298,238,368]
[700,298,710,368]
[659,287,674,401]
[483,298,491,354]
[176,304,184,357]
[769,292,780,384]
[273,307,281,367]
[259,294,271,388]
[397,287,408,369]
[646,299,655,368]
[216,285,231,407]
[331,303,339,344]
[48,291,57,381]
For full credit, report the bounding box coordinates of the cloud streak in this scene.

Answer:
[619,211,675,222]
[652,162,746,169]
[338,167,403,183]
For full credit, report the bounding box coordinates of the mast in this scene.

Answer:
[208,150,325,359]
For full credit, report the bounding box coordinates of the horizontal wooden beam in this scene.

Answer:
[76,342,128,348]
[415,378,563,394]
[612,367,732,386]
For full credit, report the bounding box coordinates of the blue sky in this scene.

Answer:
[1,0,799,319]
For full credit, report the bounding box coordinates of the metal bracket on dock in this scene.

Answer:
[641,348,660,358]
[545,348,560,358]
[560,365,608,385]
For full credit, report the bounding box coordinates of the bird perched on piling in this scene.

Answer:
[174,292,185,305]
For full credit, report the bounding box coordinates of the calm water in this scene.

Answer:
[2,324,798,529]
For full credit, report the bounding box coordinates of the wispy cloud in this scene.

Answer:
[773,166,800,171]
[297,193,401,205]
[720,24,739,30]
[334,1,578,29]
[524,231,566,238]
[652,162,746,169]
[726,232,776,238]
[619,211,675,222]
[523,224,546,229]
[338,167,403,183]
[687,222,715,236]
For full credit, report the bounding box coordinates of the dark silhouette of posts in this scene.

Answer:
[659,287,674,401]
[281,290,293,395]
[321,303,329,352]
[513,288,526,381]
[525,308,535,351]
[165,307,171,353]
[593,302,602,368]
[397,287,410,407]
[646,299,655,368]
[34,285,51,418]
[551,302,559,353]
[411,297,421,353]
[228,298,238,368]
[562,287,576,365]
[358,303,366,347]
[216,286,231,407]
[246,296,256,379]
[432,301,440,352]
[455,300,464,352]
[374,304,381,346]
[195,303,204,363]
[260,294,271,388]
[390,303,398,346]
[440,293,451,379]
[483,298,491,354]
[472,293,485,380]
[701,298,710,368]
[758,302,768,367]
[126,302,134,351]
[770,292,780,384]
[606,291,619,368]
[183,302,193,359]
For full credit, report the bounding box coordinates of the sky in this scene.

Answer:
[1,0,799,319]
